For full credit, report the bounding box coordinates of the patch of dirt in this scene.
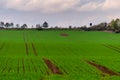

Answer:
[31,43,38,56]
[43,58,63,75]
[60,33,69,37]
[86,61,120,76]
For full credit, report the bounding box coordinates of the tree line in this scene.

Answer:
[80,18,120,33]
[1,18,120,33]
[0,21,49,29]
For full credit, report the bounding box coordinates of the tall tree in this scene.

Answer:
[5,22,10,28]
[43,21,48,28]
[16,24,20,28]
[21,24,28,29]
[10,22,14,28]
[0,21,4,27]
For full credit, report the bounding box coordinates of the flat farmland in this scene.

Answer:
[0,30,120,80]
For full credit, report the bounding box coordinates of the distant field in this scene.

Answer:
[0,30,120,80]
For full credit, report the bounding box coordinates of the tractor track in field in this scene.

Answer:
[31,59,37,73]
[31,43,38,56]
[86,60,120,76]
[23,33,29,56]
[25,43,29,56]
[103,44,120,53]
[43,58,63,75]
[22,59,25,73]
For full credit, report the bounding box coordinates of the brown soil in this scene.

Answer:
[43,58,63,75]
[60,33,69,37]
[86,61,119,76]
[31,43,38,56]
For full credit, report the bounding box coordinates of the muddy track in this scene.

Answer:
[86,61,120,76]
[31,43,38,56]
[43,58,63,75]
[60,33,69,37]
[22,59,25,73]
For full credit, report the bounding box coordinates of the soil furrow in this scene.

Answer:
[86,61,120,76]
[43,58,63,75]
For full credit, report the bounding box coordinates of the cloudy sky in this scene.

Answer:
[0,0,119,27]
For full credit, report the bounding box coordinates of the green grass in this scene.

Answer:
[0,30,120,80]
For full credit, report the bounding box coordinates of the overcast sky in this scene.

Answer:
[0,0,119,27]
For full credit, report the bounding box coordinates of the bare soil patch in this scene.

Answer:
[86,61,120,76]
[43,58,63,75]
[31,43,38,56]
[60,33,69,37]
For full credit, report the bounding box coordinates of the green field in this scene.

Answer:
[0,30,120,80]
